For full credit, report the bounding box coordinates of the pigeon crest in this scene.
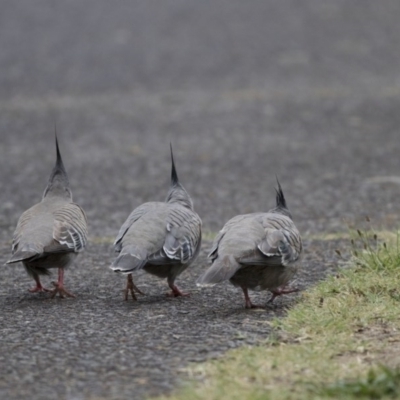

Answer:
[43,134,72,200]
[165,144,194,210]
[270,177,292,219]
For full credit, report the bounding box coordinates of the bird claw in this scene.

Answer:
[28,286,51,293]
[124,287,138,301]
[242,287,262,309]
[124,275,145,301]
[50,281,76,299]
[268,286,299,303]
[167,284,189,297]
[28,277,51,293]
[245,302,264,309]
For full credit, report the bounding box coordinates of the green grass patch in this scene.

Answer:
[319,366,400,399]
[158,227,400,400]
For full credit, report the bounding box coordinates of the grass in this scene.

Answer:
[319,366,400,398]
[158,225,400,400]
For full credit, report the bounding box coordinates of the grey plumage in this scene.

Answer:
[110,146,202,299]
[197,180,302,308]
[7,135,88,297]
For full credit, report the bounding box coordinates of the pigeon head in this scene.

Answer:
[43,135,72,200]
[270,178,292,219]
[165,145,194,210]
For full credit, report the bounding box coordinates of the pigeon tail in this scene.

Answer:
[6,243,43,264]
[196,255,239,287]
[110,252,147,274]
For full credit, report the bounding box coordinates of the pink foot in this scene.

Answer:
[242,287,263,309]
[50,282,75,299]
[245,300,264,309]
[49,268,75,299]
[28,276,51,293]
[124,274,145,301]
[268,286,299,303]
[167,284,190,297]
[28,285,51,293]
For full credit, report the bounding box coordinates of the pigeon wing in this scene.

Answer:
[147,208,202,265]
[113,204,152,252]
[52,203,88,252]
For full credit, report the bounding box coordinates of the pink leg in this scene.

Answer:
[50,268,75,299]
[28,275,51,293]
[268,286,299,303]
[242,287,263,309]
[167,282,189,297]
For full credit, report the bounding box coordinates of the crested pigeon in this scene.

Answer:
[197,180,302,309]
[110,145,202,300]
[6,135,88,298]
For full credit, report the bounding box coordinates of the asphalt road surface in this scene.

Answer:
[1,1,400,399]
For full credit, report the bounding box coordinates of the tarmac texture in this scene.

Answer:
[1,1,400,399]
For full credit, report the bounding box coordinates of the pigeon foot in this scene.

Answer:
[167,284,189,297]
[28,276,51,293]
[124,274,145,301]
[245,301,264,309]
[28,285,51,293]
[242,287,264,309]
[268,286,299,303]
[50,282,76,298]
